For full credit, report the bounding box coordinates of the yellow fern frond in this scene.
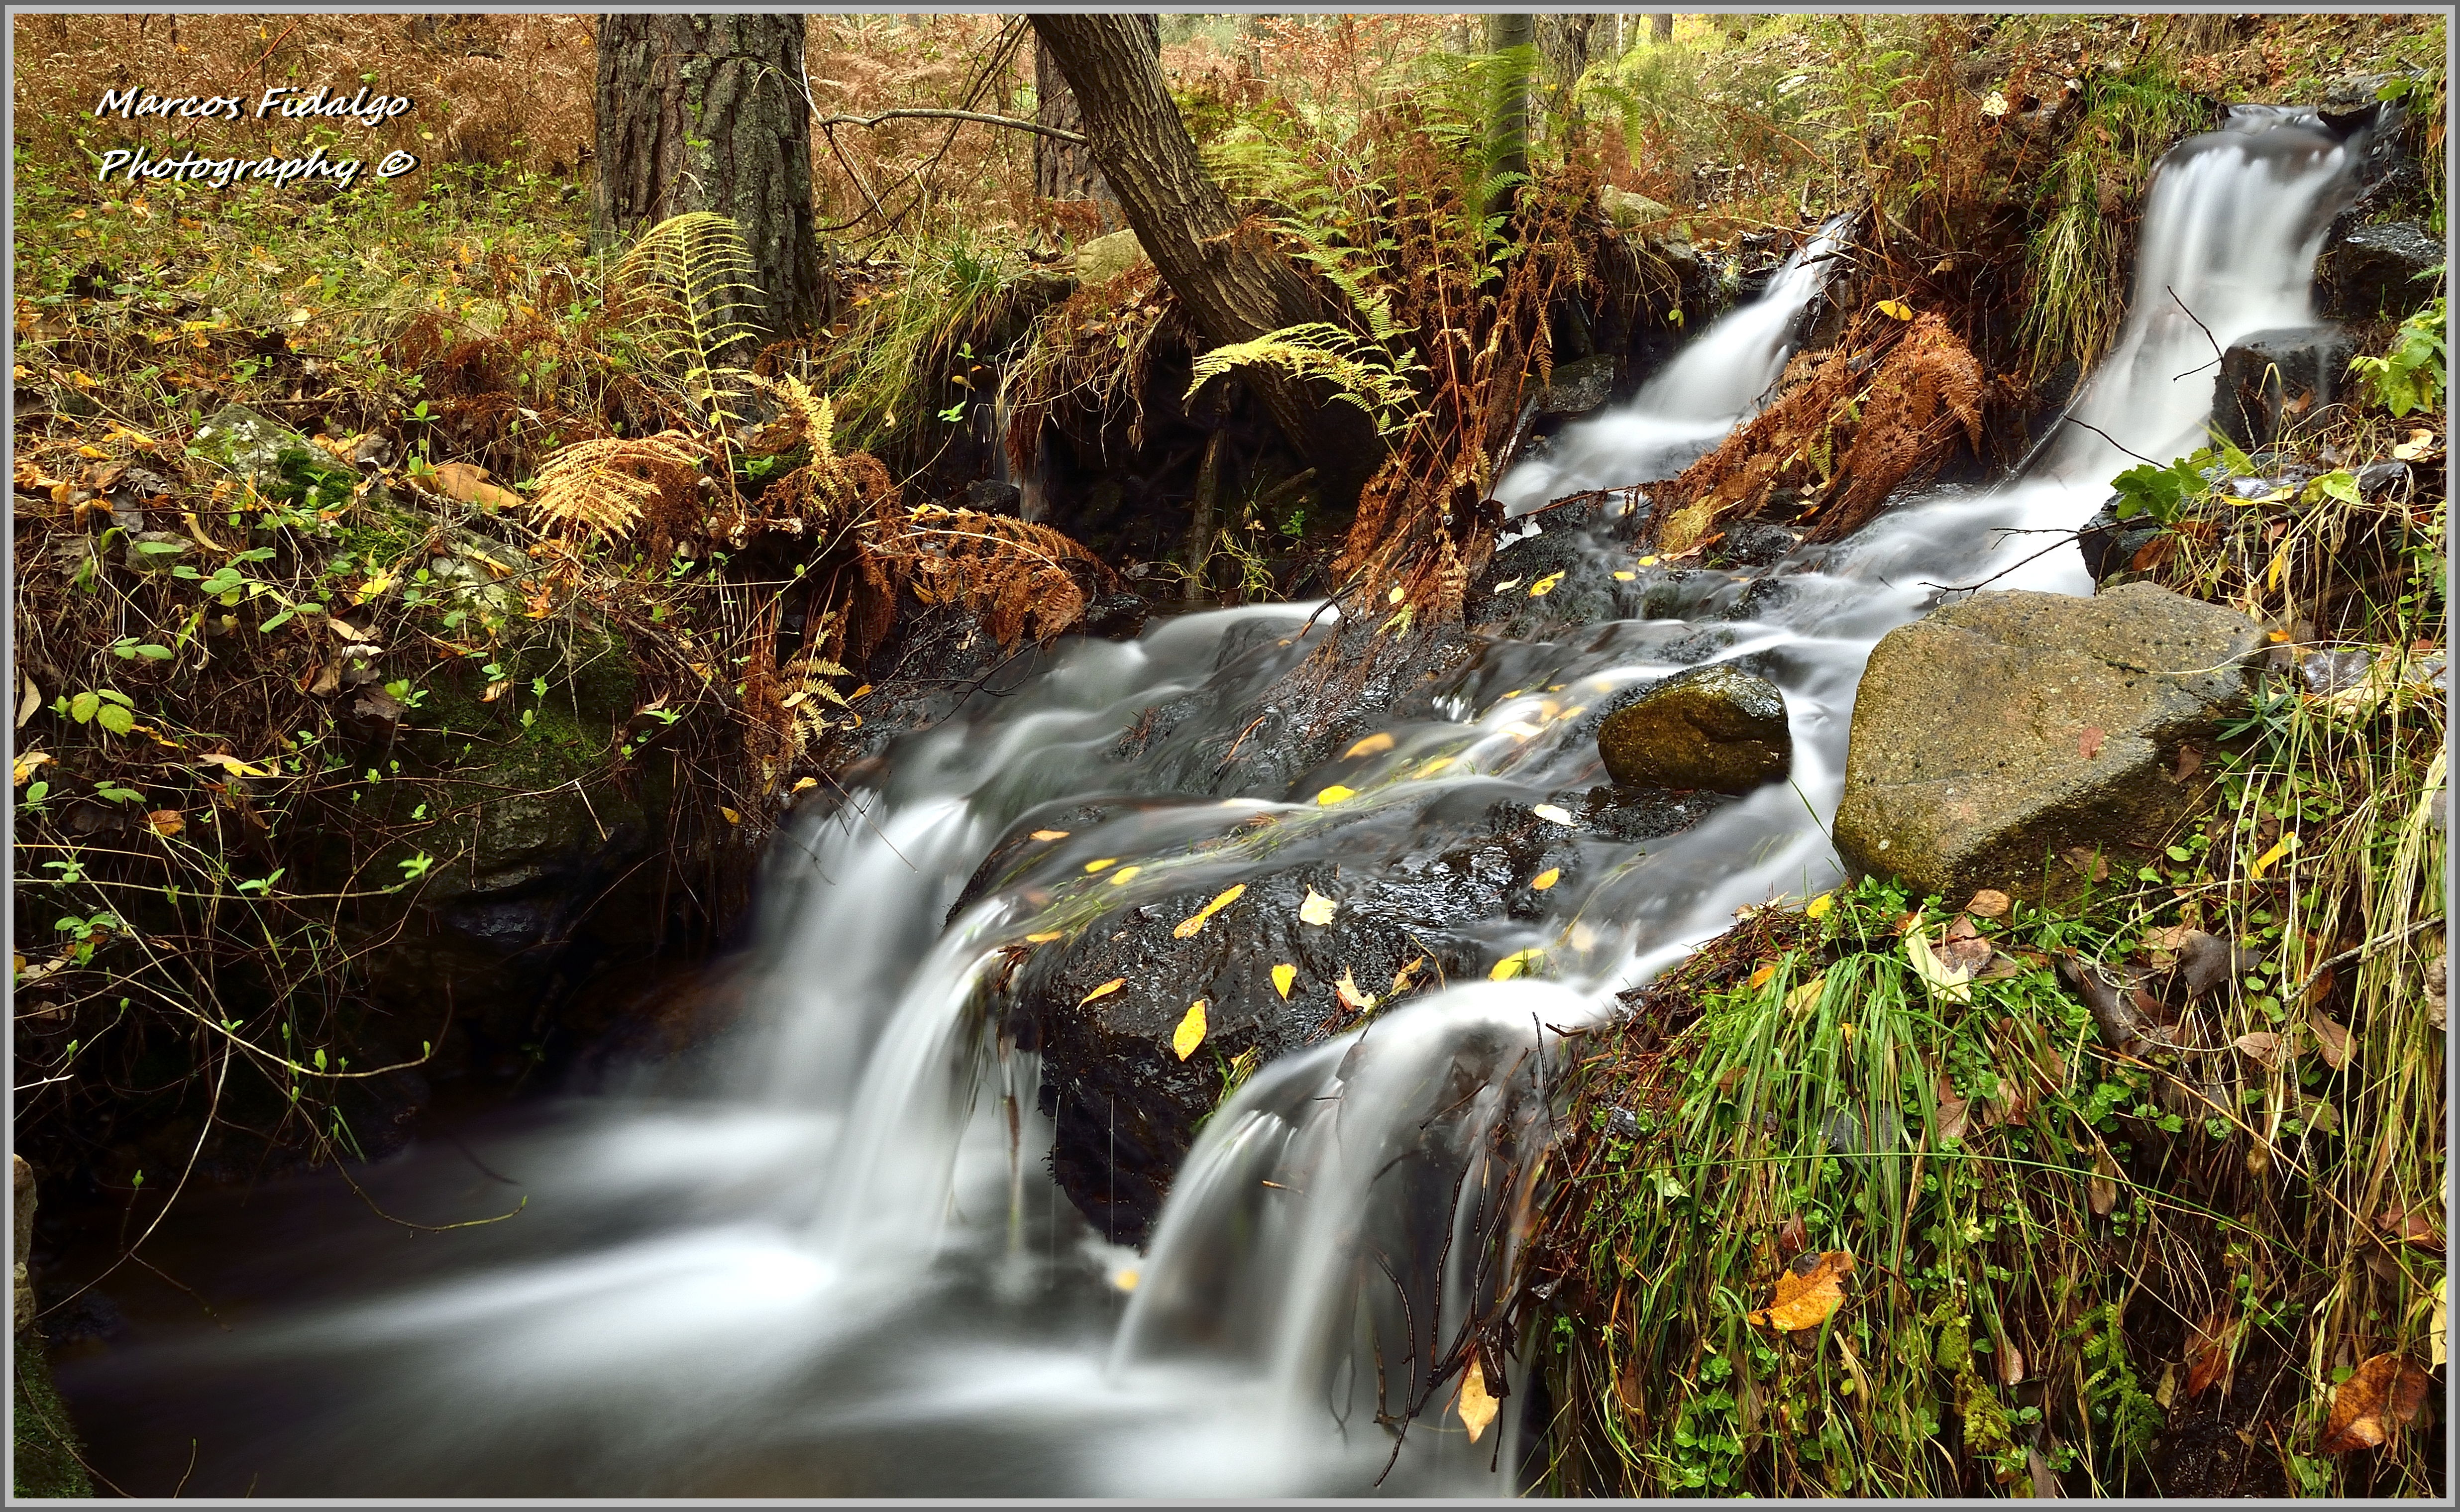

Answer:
[1187,322,1429,439]
[617,212,765,430]
[529,436,704,536]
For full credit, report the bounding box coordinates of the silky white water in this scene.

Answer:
[59,108,2367,1497]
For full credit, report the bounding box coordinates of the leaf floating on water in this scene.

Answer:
[1527,570,1567,598]
[1415,756,1454,778]
[1084,858,1118,872]
[1032,829,1070,841]
[1025,931,1064,943]
[1173,882,1248,939]
[1499,722,1544,739]
[1875,298,1913,321]
[1612,569,1637,581]
[1110,1267,1140,1293]
[1107,865,1142,886]
[1491,948,1541,981]
[1530,867,1561,891]
[1747,1249,1854,1331]
[1532,803,1575,825]
[1315,784,1358,805]
[1271,963,1297,999]
[1298,888,1338,926]
[1456,1356,1500,1442]
[1079,978,1125,1007]
[1344,732,1395,758]
[1172,999,1208,1060]
[2321,1351,2431,1453]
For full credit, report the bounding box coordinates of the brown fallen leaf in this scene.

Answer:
[1937,913,1993,972]
[1999,1334,2027,1387]
[1774,1210,1807,1261]
[2320,1352,2430,1453]
[2233,1031,2290,1071]
[144,809,184,837]
[1964,888,2012,919]
[2079,726,2105,759]
[2182,1306,2234,1398]
[1456,1356,1499,1443]
[2063,847,2109,883]
[2308,1011,2352,1071]
[2088,1146,2121,1216]
[1747,1248,1853,1331]
[2172,744,2205,783]
[2374,1205,2442,1251]
[1935,1074,1970,1141]
[426,459,522,510]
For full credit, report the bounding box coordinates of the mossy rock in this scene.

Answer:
[13,1331,90,1499]
[1597,664,1792,793]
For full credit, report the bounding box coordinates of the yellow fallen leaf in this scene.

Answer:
[1032,828,1070,841]
[790,775,818,794]
[2246,832,2296,879]
[1335,968,1377,1012]
[1456,1356,1499,1443]
[1875,298,1913,321]
[145,809,184,837]
[1532,803,1575,825]
[1804,891,1834,919]
[1344,732,1395,758]
[1025,931,1064,943]
[1173,999,1208,1060]
[1784,973,1826,1015]
[1492,578,1522,593]
[1528,570,1566,598]
[1747,962,1779,990]
[719,806,741,825]
[1387,583,1406,604]
[1748,1249,1854,1330]
[13,751,51,785]
[1079,978,1126,1006]
[1108,864,1141,886]
[1173,882,1247,938]
[1298,888,1337,925]
[1904,929,1973,1004]
[1636,556,1659,567]
[1111,1267,1140,1293]
[426,459,522,510]
[1612,570,1636,581]
[2430,1288,2447,1369]
[1530,867,1560,890]
[1390,956,1426,994]
[1491,948,1540,981]
[1315,784,1358,805]
[1084,858,1117,872]
[1416,756,1454,777]
[195,752,274,779]
[1272,963,1297,999]
[1499,722,1544,739]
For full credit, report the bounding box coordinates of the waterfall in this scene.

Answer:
[56,108,2372,1499]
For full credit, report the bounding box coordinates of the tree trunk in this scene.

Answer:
[1029,14,1384,505]
[1535,14,1597,149]
[1651,13,1675,43]
[1483,11,1535,221]
[1036,17,1156,232]
[591,14,818,343]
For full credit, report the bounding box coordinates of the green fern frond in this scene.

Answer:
[1187,322,1428,440]
[617,212,766,432]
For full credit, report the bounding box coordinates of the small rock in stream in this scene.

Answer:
[1596,664,1792,794]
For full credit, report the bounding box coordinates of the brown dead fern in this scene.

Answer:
[864,504,1116,650]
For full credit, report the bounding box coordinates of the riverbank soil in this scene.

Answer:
[10,9,2446,1498]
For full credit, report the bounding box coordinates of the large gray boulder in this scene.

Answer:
[1833,583,2263,903]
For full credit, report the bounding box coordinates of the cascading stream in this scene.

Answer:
[55,108,2368,1498]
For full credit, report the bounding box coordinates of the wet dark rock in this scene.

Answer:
[2320,219,2442,321]
[1080,589,1150,641]
[995,787,1716,1245]
[2301,646,2373,695]
[1711,521,1798,567]
[1536,353,1618,419]
[2213,325,2358,451]
[965,478,1023,514]
[1468,497,1645,640]
[1597,664,1792,793]
[2075,500,2166,586]
[1834,583,2264,905]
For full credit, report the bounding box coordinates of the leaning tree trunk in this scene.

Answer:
[1028,14,1384,506]
[592,14,819,344]
[1035,17,1157,232]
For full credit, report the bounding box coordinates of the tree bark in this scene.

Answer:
[1650,13,1676,43]
[1029,14,1383,504]
[591,14,818,342]
[1535,14,1597,149]
[1483,12,1535,221]
[1035,17,1155,232]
